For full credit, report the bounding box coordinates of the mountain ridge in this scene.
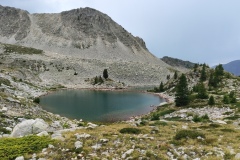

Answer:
[0,5,162,64]
[222,60,240,76]
[0,5,173,87]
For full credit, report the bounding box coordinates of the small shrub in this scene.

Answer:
[33,97,40,104]
[119,128,141,134]
[151,113,160,121]
[159,109,176,116]
[209,123,221,128]
[193,114,209,122]
[174,130,205,140]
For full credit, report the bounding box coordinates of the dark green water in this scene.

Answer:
[40,90,164,122]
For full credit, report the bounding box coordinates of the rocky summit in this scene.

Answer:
[0,5,172,87]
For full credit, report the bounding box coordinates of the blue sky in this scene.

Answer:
[1,0,240,66]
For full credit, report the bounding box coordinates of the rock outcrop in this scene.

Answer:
[11,119,49,137]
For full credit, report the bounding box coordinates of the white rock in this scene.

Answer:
[213,120,227,124]
[75,141,83,149]
[5,127,12,132]
[75,133,91,139]
[51,131,64,141]
[92,143,102,150]
[100,138,109,143]
[15,156,24,160]
[48,144,55,149]
[122,149,134,159]
[1,107,7,112]
[87,122,98,129]
[37,131,49,136]
[11,119,49,137]
[235,153,240,159]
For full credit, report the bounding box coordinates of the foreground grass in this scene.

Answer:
[37,119,240,159]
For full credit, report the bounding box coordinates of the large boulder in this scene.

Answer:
[11,118,49,137]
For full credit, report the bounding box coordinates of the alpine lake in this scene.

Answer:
[40,89,164,122]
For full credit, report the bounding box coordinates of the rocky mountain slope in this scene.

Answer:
[222,60,240,76]
[161,56,196,69]
[0,5,173,87]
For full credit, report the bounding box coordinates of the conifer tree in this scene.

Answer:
[174,71,178,79]
[175,74,189,106]
[99,76,104,84]
[208,96,215,105]
[103,69,108,79]
[197,82,208,99]
[200,63,207,81]
[223,95,230,104]
[193,64,198,72]
[159,82,164,92]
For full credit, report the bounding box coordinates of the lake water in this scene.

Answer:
[40,90,164,122]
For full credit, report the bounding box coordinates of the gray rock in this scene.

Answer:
[51,131,65,141]
[75,141,83,149]
[92,143,102,150]
[48,144,55,149]
[75,133,91,139]
[87,122,98,129]
[37,131,49,136]
[100,138,109,144]
[1,107,7,112]
[11,119,49,137]
[122,149,134,159]
[235,153,240,159]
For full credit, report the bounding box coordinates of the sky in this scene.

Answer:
[1,0,240,66]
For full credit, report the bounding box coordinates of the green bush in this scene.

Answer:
[33,97,40,104]
[193,114,209,122]
[174,130,205,140]
[0,135,55,160]
[151,113,160,121]
[119,128,141,134]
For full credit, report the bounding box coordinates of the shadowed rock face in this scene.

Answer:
[0,5,30,40]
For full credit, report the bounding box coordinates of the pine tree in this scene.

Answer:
[223,95,230,104]
[208,96,215,105]
[175,74,189,106]
[215,64,224,76]
[193,64,198,72]
[197,82,208,99]
[94,76,98,85]
[99,76,104,84]
[103,69,108,79]
[174,71,178,79]
[159,82,164,92]
[200,63,207,81]
[229,91,237,103]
